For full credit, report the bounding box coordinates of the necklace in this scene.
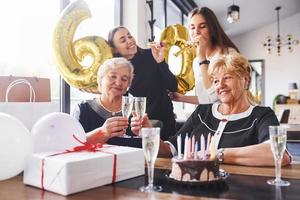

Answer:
[98,98,122,116]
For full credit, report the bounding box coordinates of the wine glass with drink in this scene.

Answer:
[139,127,162,192]
[133,97,146,120]
[267,125,290,186]
[132,97,146,137]
[121,96,134,137]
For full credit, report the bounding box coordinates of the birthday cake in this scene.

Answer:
[169,157,220,182]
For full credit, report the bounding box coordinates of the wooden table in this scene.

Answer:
[1,158,300,200]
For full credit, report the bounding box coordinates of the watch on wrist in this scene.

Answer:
[199,60,210,66]
[217,148,224,163]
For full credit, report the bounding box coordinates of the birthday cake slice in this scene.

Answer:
[169,157,219,182]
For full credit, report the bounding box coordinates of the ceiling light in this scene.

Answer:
[227,4,240,23]
[263,6,299,56]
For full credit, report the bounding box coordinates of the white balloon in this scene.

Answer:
[31,112,86,153]
[0,112,33,181]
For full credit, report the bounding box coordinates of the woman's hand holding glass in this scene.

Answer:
[86,116,128,144]
[130,114,152,136]
[102,116,129,138]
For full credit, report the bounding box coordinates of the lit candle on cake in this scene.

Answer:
[187,137,191,159]
[183,134,188,160]
[191,135,195,154]
[194,141,198,160]
[206,133,211,155]
[201,134,205,160]
[209,135,217,160]
[177,135,182,159]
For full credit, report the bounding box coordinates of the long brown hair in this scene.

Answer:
[188,7,239,54]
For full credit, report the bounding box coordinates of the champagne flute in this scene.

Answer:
[122,96,134,117]
[121,96,134,137]
[267,125,290,186]
[132,97,146,137]
[134,97,146,120]
[140,127,162,192]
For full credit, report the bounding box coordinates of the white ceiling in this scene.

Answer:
[193,0,300,37]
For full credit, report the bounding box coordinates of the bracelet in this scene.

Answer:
[199,60,210,66]
[217,148,224,163]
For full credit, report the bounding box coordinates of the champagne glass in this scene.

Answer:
[140,127,162,192]
[267,125,290,186]
[132,97,146,137]
[134,97,146,120]
[121,96,134,137]
[122,96,134,118]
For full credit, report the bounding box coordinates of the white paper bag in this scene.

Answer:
[0,77,59,130]
[0,76,51,102]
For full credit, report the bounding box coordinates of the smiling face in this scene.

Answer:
[212,70,248,104]
[100,65,132,99]
[111,28,137,59]
[188,13,211,43]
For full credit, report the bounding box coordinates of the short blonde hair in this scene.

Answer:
[208,52,251,79]
[208,52,257,105]
[97,57,134,88]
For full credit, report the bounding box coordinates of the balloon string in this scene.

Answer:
[40,134,117,190]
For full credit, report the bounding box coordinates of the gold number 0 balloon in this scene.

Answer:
[160,24,196,94]
[53,0,112,93]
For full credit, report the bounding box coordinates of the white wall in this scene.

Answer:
[232,12,300,107]
[123,0,149,48]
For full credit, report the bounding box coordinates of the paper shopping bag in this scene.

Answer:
[0,76,59,130]
[0,76,51,102]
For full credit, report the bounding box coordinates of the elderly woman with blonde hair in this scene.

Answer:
[131,52,291,166]
[74,57,141,147]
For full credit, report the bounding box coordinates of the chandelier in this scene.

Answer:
[263,6,299,56]
[227,3,240,23]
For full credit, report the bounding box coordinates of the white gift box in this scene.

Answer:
[23,145,144,196]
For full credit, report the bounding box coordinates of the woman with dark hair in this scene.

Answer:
[107,26,177,140]
[169,7,239,105]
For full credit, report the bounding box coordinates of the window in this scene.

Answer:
[166,0,181,26]
[69,0,118,115]
[0,0,61,107]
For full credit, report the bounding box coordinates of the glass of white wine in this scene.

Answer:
[133,97,146,120]
[140,127,162,192]
[132,97,146,137]
[122,96,134,118]
[121,96,134,138]
[267,125,290,186]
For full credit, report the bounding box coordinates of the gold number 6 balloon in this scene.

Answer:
[53,0,112,93]
[53,0,195,94]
